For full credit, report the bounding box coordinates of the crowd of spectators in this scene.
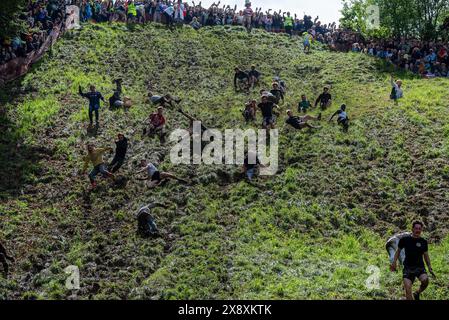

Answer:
[0,0,66,65]
[350,39,449,78]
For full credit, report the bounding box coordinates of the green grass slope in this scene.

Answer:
[0,23,448,300]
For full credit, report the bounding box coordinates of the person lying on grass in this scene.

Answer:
[148,91,181,108]
[135,160,188,189]
[329,104,350,132]
[82,144,115,189]
[285,109,321,130]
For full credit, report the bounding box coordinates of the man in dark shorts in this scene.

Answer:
[285,110,321,130]
[248,66,261,88]
[258,95,279,129]
[391,221,435,300]
[329,104,350,132]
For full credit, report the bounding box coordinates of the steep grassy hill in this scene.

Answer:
[0,23,448,300]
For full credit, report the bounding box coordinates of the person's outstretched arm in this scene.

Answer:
[79,85,86,98]
[329,110,338,122]
[315,94,321,107]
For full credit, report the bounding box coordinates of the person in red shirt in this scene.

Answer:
[144,106,167,143]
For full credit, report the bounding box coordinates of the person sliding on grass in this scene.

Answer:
[148,91,181,108]
[109,133,128,173]
[285,109,321,130]
[144,106,167,144]
[243,99,257,123]
[135,160,188,189]
[0,242,14,277]
[258,95,280,130]
[386,232,412,267]
[391,221,436,300]
[79,85,106,126]
[314,86,332,110]
[234,67,250,93]
[136,202,169,237]
[329,104,349,132]
[82,144,115,189]
[298,94,312,113]
[390,75,403,105]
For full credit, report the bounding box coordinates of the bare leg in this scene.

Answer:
[416,274,429,295]
[403,278,414,300]
[160,172,188,183]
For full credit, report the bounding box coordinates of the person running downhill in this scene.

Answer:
[79,84,106,126]
[258,95,280,130]
[329,104,350,132]
[270,82,284,104]
[109,133,128,173]
[135,160,188,189]
[314,86,332,110]
[243,99,257,123]
[0,242,14,277]
[82,144,115,189]
[391,221,436,300]
[285,110,321,130]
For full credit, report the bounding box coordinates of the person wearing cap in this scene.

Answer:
[329,104,349,132]
[285,109,321,130]
[314,86,332,110]
[136,202,169,237]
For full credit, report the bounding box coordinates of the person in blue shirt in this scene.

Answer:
[329,104,349,132]
[79,85,106,126]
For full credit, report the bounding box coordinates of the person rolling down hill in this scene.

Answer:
[135,160,188,188]
[108,133,128,173]
[0,242,14,277]
[390,75,403,105]
[285,110,321,130]
[79,85,106,126]
[82,144,115,189]
[148,92,181,108]
[298,94,312,113]
[391,221,436,300]
[242,152,264,181]
[234,67,250,93]
[136,202,169,237]
[386,232,411,267]
[315,86,332,110]
[329,104,349,132]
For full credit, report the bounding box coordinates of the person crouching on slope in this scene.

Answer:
[82,144,115,189]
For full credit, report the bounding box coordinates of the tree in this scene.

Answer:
[0,0,27,38]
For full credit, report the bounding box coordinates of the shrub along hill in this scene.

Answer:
[0,23,448,300]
